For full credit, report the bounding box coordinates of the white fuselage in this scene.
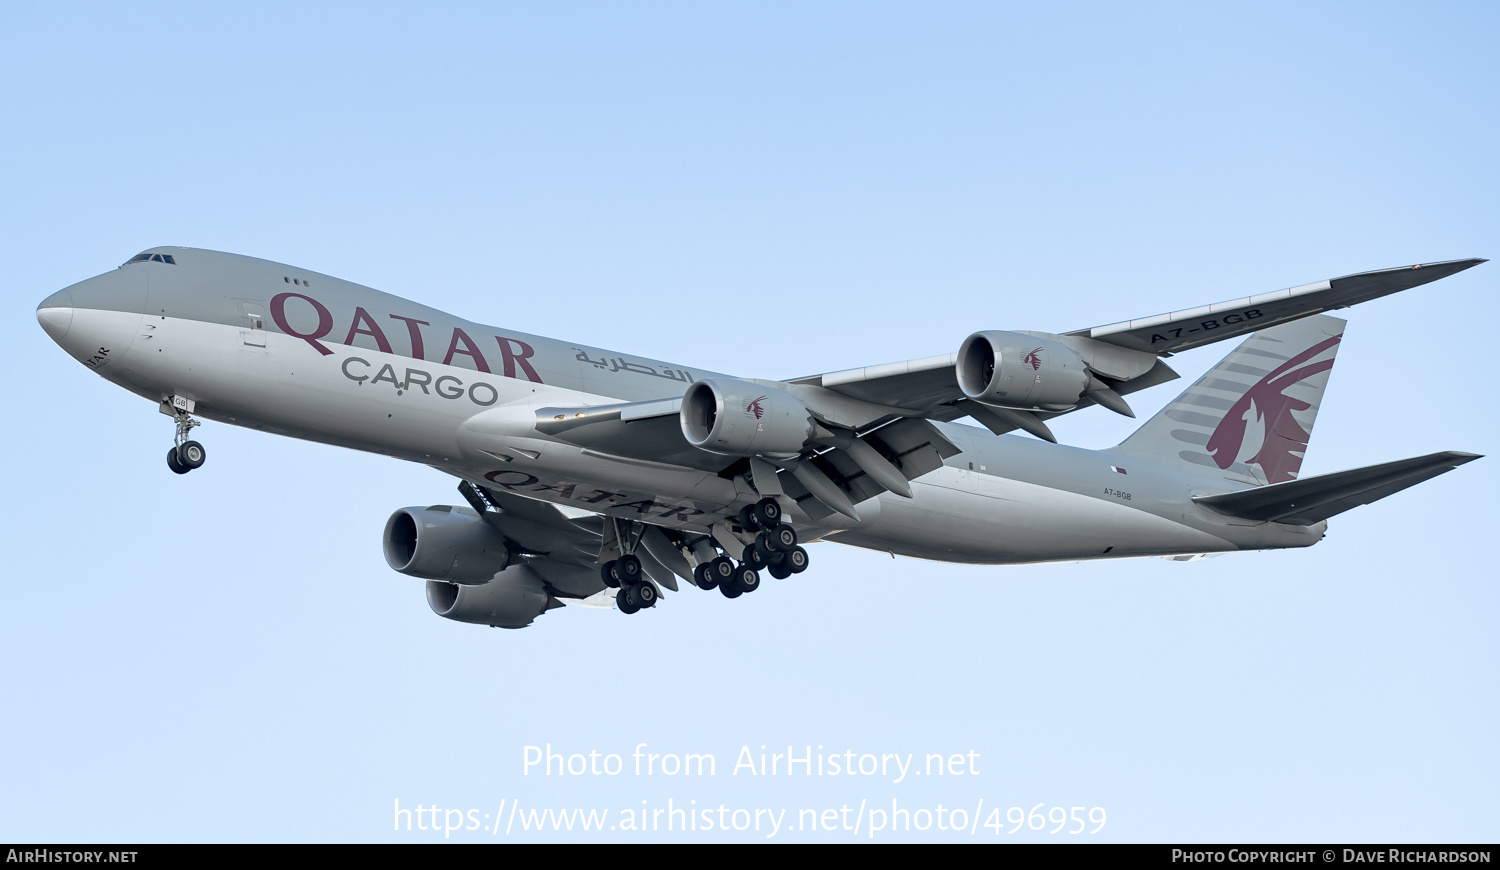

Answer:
[38,250,1323,566]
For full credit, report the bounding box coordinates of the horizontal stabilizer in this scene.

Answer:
[1193,451,1481,525]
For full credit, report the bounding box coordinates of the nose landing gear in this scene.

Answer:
[164,397,206,474]
[166,441,206,474]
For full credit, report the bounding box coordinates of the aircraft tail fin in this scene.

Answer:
[1194,451,1481,525]
[1109,314,1345,485]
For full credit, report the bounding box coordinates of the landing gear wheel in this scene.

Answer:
[177,440,206,470]
[768,524,797,552]
[739,503,761,533]
[752,498,782,530]
[167,404,203,475]
[719,578,743,599]
[617,587,640,614]
[741,544,768,570]
[709,556,736,587]
[633,582,657,608]
[617,554,643,582]
[735,566,761,594]
[600,560,621,588]
[786,546,810,574]
[694,562,718,590]
[768,560,792,580]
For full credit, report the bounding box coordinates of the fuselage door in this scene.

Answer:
[239,300,266,348]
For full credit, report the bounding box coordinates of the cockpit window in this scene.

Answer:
[124,253,176,265]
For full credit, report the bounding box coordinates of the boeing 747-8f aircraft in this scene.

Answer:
[36,249,1483,628]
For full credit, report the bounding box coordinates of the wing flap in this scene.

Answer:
[1193,451,1481,525]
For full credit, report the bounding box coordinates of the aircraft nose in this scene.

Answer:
[36,288,74,343]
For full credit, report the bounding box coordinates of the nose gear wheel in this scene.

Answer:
[165,403,206,473]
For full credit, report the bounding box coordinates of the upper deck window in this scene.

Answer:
[124,253,176,265]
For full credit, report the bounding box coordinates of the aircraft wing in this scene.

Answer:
[790,355,1181,422]
[457,479,602,566]
[788,258,1484,433]
[789,353,961,415]
[533,397,728,472]
[1068,258,1485,355]
[460,477,699,593]
[471,393,962,524]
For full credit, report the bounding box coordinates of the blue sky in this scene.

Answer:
[2,2,1495,842]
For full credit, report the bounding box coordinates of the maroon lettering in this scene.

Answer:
[343,307,393,354]
[442,328,491,372]
[581,489,628,504]
[655,505,706,521]
[270,292,335,355]
[496,336,542,383]
[389,314,430,360]
[617,499,657,514]
[483,470,540,490]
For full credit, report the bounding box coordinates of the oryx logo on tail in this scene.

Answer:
[1206,334,1342,483]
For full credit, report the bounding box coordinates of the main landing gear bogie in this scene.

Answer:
[604,556,657,614]
[616,580,658,614]
[738,497,783,533]
[699,498,809,602]
[613,498,813,615]
[719,565,758,599]
[694,556,735,591]
[764,525,797,553]
[752,542,808,582]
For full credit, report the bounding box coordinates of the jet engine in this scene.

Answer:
[956,331,1092,411]
[425,564,561,629]
[382,505,511,585]
[680,378,815,458]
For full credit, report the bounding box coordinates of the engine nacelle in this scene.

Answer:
[383,505,511,585]
[956,331,1091,411]
[680,378,815,457]
[425,564,560,629]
